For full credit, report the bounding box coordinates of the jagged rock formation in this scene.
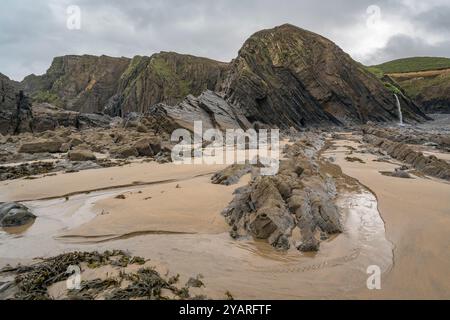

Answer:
[221,134,342,251]
[1,73,31,135]
[20,52,228,116]
[22,55,131,113]
[30,103,79,132]
[147,90,251,133]
[4,24,432,130]
[361,125,450,151]
[221,24,428,128]
[2,71,115,134]
[211,164,253,186]
[363,127,450,181]
[106,52,229,116]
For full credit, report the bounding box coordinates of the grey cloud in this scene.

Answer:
[0,0,449,80]
[414,5,450,33]
[367,34,450,64]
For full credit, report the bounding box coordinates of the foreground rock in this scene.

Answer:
[220,135,342,252]
[0,202,36,227]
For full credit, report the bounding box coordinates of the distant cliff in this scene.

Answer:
[21,55,131,113]
[21,52,228,116]
[2,24,431,131]
[370,57,450,114]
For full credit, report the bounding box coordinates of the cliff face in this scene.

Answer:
[21,52,228,116]
[0,73,32,135]
[8,24,430,128]
[106,52,229,116]
[22,55,131,113]
[388,69,450,114]
[0,73,18,112]
[221,24,427,128]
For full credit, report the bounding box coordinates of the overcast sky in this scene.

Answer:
[1,0,450,80]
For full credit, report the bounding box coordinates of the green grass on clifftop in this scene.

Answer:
[371,57,450,74]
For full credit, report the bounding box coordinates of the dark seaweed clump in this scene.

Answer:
[0,250,202,300]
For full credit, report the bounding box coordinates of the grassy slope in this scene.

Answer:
[369,57,450,75]
[367,57,450,111]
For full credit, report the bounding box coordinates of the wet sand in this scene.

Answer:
[58,175,250,240]
[2,136,448,299]
[0,161,228,202]
[324,136,450,299]
[0,155,393,299]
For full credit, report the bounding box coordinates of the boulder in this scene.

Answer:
[18,140,62,154]
[78,113,112,129]
[211,164,252,185]
[30,103,78,132]
[392,169,412,179]
[68,150,96,162]
[133,137,161,157]
[0,202,36,227]
[60,143,71,153]
[69,137,83,147]
[112,146,138,159]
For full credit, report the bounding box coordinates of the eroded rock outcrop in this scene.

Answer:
[221,24,428,128]
[0,74,33,135]
[22,55,131,114]
[362,126,450,151]
[18,139,63,154]
[106,52,229,116]
[30,103,79,132]
[68,149,97,162]
[147,90,251,133]
[211,164,253,186]
[6,24,429,130]
[220,135,342,252]
[363,128,450,181]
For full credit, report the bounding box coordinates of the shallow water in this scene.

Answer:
[0,189,125,258]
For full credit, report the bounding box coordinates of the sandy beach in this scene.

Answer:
[1,133,449,299]
[324,136,450,299]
